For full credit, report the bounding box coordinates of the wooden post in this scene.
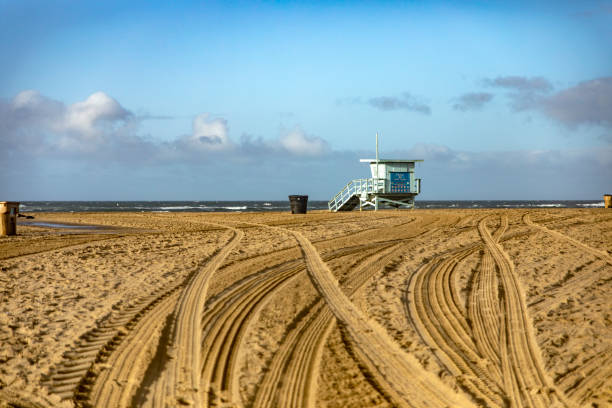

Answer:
[0,202,20,236]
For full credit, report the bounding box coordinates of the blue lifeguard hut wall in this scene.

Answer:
[328,157,423,211]
[361,159,422,195]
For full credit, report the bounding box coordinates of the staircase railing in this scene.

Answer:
[328,178,385,211]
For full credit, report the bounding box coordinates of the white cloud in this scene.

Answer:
[59,92,133,151]
[2,91,609,200]
[13,89,48,109]
[1,91,333,163]
[188,113,232,150]
[63,91,131,136]
[8,90,64,128]
[1,90,135,155]
[6,89,608,200]
[279,129,329,156]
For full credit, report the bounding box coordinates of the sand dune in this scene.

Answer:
[0,209,610,407]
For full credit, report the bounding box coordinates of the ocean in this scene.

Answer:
[18,200,606,213]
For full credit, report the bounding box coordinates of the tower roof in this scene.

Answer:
[359,159,423,163]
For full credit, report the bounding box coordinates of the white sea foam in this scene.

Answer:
[576,202,604,207]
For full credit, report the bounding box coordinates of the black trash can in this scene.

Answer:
[288,195,308,214]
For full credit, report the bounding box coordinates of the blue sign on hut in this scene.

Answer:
[328,134,422,211]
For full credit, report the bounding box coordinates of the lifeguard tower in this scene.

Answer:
[328,134,422,211]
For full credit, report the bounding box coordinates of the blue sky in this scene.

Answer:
[1,0,611,200]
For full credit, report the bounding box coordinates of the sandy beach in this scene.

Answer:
[0,209,610,407]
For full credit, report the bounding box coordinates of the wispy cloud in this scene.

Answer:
[483,75,553,111]
[571,4,612,18]
[539,77,612,128]
[483,76,553,92]
[479,75,612,128]
[337,93,431,115]
[368,92,431,115]
[452,92,494,111]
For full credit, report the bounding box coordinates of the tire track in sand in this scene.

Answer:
[523,213,612,266]
[289,228,475,407]
[407,244,506,406]
[72,220,409,407]
[43,229,234,406]
[558,349,612,405]
[197,216,443,407]
[83,291,180,407]
[253,243,402,408]
[44,282,184,403]
[478,215,570,407]
[406,215,573,407]
[0,389,57,408]
[469,249,503,372]
[198,257,302,407]
[143,225,244,408]
[465,217,507,398]
[198,229,406,406]
[254,218,447,408]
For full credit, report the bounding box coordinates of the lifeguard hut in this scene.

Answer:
[328,134,422,211]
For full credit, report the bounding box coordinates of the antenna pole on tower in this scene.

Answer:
[376,132,379,179]
[375,132,379,210]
